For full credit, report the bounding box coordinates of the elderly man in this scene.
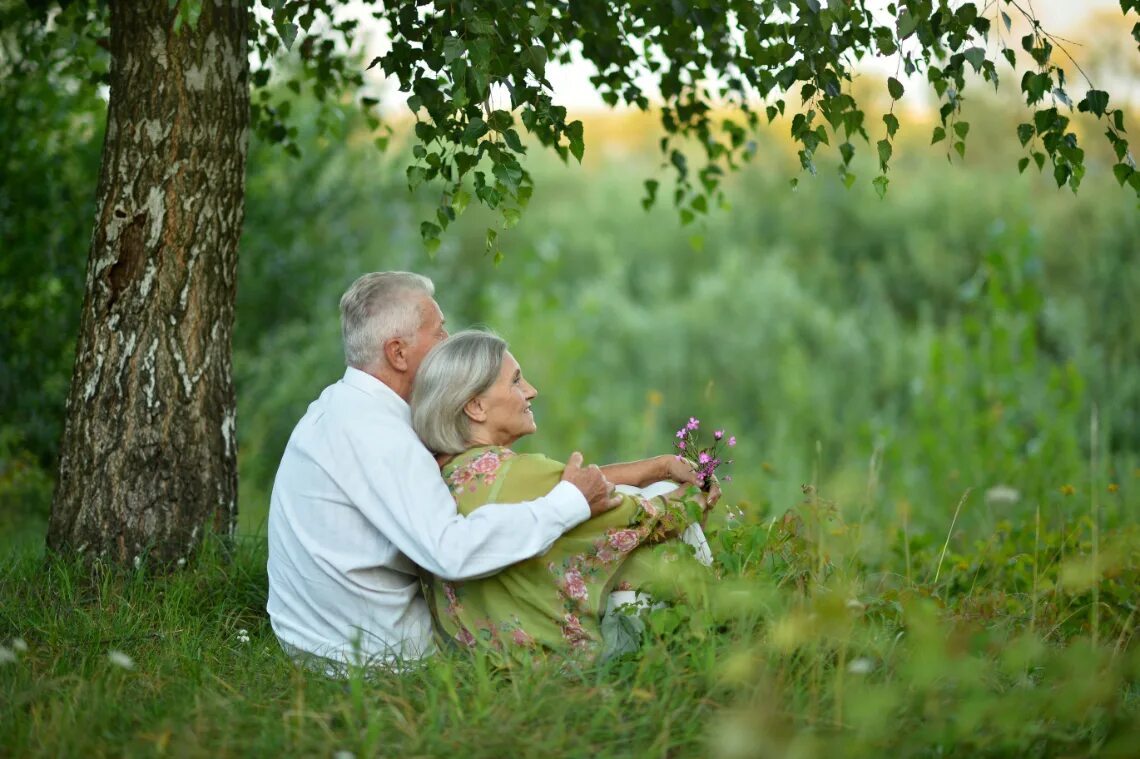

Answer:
[267,272,620,669]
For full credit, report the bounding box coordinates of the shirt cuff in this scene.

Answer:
[549,480,591,528]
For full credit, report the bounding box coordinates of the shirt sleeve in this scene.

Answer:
[334,423,590,582]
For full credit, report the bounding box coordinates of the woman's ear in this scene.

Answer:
[464,396,487,423]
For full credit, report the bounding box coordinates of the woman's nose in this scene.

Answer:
[524,381,537,399]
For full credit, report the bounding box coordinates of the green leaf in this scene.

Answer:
[407,166,427,190]
[887,77,905,100]
[953,140,966,159]
[963,47,986,73]
[452,189,471,214]
[897,10,918,39]
[443,37,465,64]
[276,21,298,51]
[953,121,970,139]
[931,126,946,144]
[1018,157,1030,174]
[642,179,659,210]
[872,175,889,199]
[1112,163,1134,186]
[1017,123,1035,146]
[524,45,548,74]
[1080,89,1110,117]
[883,113,900,137]
[840,141,855,165]
[463,118,488,144]
[877,138,892,167]
[1053,162,1072,187]
[503,129,525,153]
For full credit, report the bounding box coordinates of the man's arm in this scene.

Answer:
[343,430,618,582]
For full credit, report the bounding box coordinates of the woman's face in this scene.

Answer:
[470,351,538,446]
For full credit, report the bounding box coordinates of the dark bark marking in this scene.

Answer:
[107,212,148,308]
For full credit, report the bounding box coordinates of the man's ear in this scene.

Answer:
[464,396,487,423]
[383,337,409,372]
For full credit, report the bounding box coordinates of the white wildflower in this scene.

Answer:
[11,638,28,653]
[0,646,16,665]
[237,628,251,644]
[847,657,874,675]
[108,650,135,670]
[333,751,355,759]
[133,555,142,570]
[984,485,1020,505]
[176,558,187,568]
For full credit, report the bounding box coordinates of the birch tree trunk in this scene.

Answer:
[47,1,249,566]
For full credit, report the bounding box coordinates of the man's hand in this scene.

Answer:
[562,451,623,516]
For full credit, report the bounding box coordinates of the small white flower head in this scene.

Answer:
[984,485,1021,505]
[108,650,135,670]
[0,646,16,665]
[176,558,187,568]
[237,628,251,644]
[11,638,28,653]
[333,751,355,759]
[132,555,142,570]
[847,657,874,675]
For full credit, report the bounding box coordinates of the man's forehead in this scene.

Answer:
[420,295,445,322]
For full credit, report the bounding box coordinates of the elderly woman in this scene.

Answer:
[410,330,718,661]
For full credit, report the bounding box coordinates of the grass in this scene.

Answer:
[3,482,1139,758]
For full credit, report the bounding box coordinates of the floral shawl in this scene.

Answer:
[429,446,694,662]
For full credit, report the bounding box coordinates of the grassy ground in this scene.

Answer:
[3,486,1139,758]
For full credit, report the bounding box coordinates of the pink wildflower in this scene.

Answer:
[714,429,724,440]
[728,436,736,446]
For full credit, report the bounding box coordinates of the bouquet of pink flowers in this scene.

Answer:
[674,417,735,492]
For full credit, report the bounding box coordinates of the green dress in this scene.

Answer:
[428,445,699,662]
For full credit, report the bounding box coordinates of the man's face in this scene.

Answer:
[404,295,448,380]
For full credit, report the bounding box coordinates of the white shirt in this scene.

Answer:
[266,367,590,666]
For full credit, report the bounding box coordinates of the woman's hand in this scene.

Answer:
[657,454,701,487]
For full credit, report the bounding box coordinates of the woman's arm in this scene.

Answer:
[600,455,700,488]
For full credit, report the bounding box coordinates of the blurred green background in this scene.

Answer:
[2,9,1137,558]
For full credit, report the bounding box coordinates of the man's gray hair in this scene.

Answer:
[411,330,507,455]
[339,272,435,369]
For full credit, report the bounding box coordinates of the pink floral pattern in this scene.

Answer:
[562,567,589,601]
[446,448,514,495]
[608,529,641,553]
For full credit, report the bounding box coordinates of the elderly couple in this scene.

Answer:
[267,272,720,669]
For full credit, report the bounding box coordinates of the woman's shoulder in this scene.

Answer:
[443,446,564,494]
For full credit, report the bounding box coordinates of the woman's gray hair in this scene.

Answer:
[339,272,434,369]
[411,330,507,455]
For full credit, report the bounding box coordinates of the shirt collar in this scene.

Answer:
[341,366,409,414]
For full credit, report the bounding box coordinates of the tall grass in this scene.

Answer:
[3,479,1138,757]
